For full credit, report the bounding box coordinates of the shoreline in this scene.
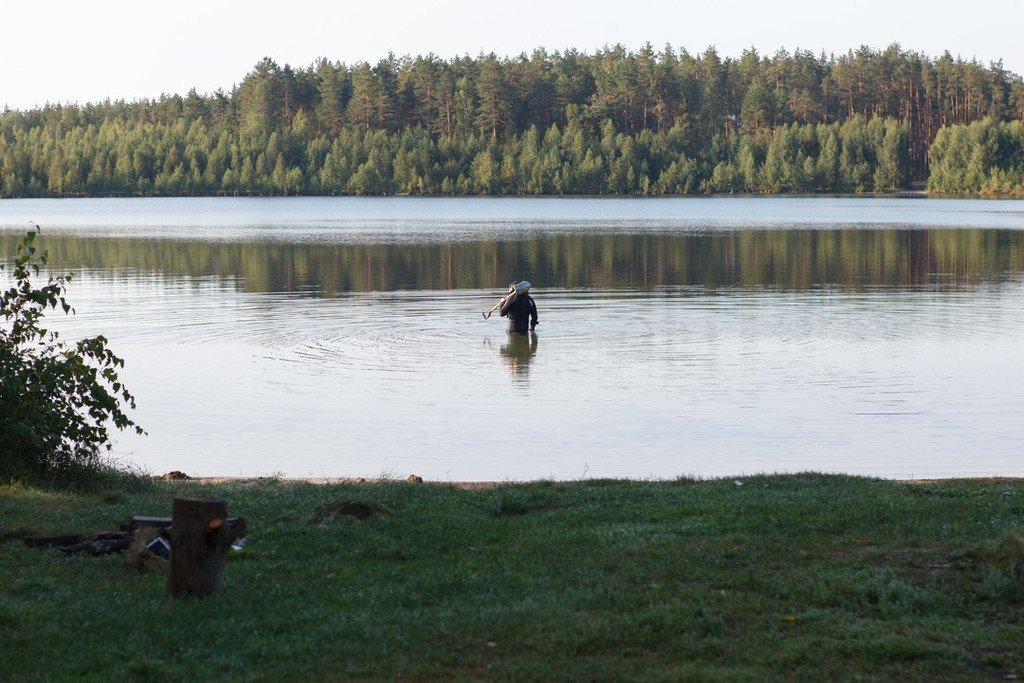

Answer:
[179,474,1024,487]
[188,476,507,489]
[5,191,1024,200]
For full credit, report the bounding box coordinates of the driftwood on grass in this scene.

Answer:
[167,496,246,597]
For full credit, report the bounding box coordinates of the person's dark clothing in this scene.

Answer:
[499,293,538,333]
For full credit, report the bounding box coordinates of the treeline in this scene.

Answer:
[0,113,911,196]
[927,118,1024,195]
[1,44,1022,197]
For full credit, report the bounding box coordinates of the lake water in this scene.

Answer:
[2,196,1023,480]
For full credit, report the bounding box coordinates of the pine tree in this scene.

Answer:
[475,54,511,140]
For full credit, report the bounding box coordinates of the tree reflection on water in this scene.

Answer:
[5,228,1022,295]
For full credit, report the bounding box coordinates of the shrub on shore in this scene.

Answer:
[1,229,142,482]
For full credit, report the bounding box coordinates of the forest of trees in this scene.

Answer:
[2,44,1023,197]
[927,118,1024,195]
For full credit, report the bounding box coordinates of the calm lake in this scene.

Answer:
[2,196,1023,480]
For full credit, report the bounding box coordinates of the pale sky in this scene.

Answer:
[1,0,1021,111]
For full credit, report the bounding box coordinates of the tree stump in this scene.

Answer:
[167,496,238,597]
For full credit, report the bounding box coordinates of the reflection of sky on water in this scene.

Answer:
[43,273,1024,481]
[1,196,1023,242]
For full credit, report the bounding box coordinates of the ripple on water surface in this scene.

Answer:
[45,271,1024,480]
[7,196,1023,479]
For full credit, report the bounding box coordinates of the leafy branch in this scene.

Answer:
[1,228,143,477]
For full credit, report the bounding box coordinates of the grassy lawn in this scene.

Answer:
[1,473,1022,681]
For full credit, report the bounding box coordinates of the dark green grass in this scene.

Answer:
[2,474,1022,680]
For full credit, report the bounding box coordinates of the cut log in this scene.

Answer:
[126,515,243,536]
[23,533,82,549]
[167,497,239,597]
[61,537,132,555]
[128,516,172,534]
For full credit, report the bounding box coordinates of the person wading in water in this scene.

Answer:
[499,280,538,334]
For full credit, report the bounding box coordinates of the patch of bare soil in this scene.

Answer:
[310,500,391,524]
